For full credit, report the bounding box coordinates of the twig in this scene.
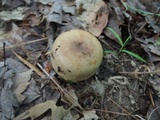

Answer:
[149,88,155,107]
[13,51,44,77]
[37,63,83,110]
[119,70,160,75]
[148,106,160,120]
[133,115,145,120]
[107,96,139,120]
[0,37,47,50]
[136,22,147,34]
[94,109,131,116]
[99,39,115,51]
[94,109,144,120]
[3,42,6,67]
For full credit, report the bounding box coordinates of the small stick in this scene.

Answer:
[0,37,47,50]
[3,42,6,67]
[119,70,160,75]
[107,96,139,120]
[37,63,83,110]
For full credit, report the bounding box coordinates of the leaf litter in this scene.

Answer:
[0,0,160,119]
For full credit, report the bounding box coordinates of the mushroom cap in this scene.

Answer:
[51,29,103,82]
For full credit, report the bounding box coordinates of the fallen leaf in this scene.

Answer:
[6,58,29,73]
[14,100,70,120]
[91,80,105,97]
[76,0,109,36]
[0,69,19,120]
[36,0,55,5]
[149,76,160,98]
[104,0,123,41]
[121,0,160,33]
[13,70,33,103]
[62,86,83,110]
[145,16,160,33]
[47,0,63,23]
[1,88,17,120]
[23,78,41,103]
[0,23,24,45]
[136,37,160,62]
[1,0,24,10]
[80,110,98,120]
[0,7,28,21]
[0,61,4,68]
[108,76,129,85]
[13,51,44,77]
[62,0,76,15]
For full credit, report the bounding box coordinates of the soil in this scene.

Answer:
[0,0,160,120]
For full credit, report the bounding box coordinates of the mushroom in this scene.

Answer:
[50,29,103,82]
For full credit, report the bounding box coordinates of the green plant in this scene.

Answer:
[105,27,146,63]
[121,1,160,17]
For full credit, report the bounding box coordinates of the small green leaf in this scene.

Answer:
[104,50,117,55]
[121,49,146,63]
[120,36,132,51]
[107,27,123,46]
[127,5,160,17]
[104,50,118,59]
[123,36,132,47]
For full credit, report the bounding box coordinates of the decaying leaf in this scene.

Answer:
[136,37,160,62]
[14,100,70,120]
[63,87,83,109]
[121,0,160,33]
[76,0,109,36]
[47,0,63,23]
[91,80,105,97]
[80,110,98,120]
[13,70,33,103]
[1,0,24,10]
[0,69,19,120]
[13,51,44,77]
[22,78,41,103]
[62,0,76,15]
[104,0,123,41]
[0,7,28,21]
[6,58,29,73]
[108,76,129,85]
[147,100,160,120]
[1,88,17,120]
[36,0,55,5]
[149,75,160,98]
[0,23,24,47]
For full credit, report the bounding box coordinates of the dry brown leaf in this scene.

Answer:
[0,69,19,120]
[14,100,69,120]
[47,0,63,23]
[63,88,79,107]
[0,7,28,21]
[13,70,33,103]
[0,23,23,44]
[13,82,30,103]
[80,110,98,120]
[76,0,109,36]
[22,78,41,103]
[12,51,44,77]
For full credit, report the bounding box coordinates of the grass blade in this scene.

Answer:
[127,5,160,17]
[107,27,123,46]
[121,49,146,63]
[123,36,132,47]
[120,36,132,52]
[104,50,117,55]
[104,50,118,59]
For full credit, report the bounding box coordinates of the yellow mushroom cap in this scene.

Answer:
[51,29,103,82]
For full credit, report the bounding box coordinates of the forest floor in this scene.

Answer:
[0,0,160,120]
